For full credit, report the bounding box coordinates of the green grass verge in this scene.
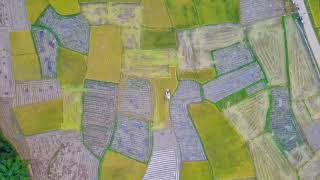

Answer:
[188,101,255,180]
[12,54,42,81]
[99,150,147,180]
[141,29,177,49]
[13,99,63,136]
[181,161,212,180]
[57,47,87,87]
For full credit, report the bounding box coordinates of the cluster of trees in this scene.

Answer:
[0,132,29,179]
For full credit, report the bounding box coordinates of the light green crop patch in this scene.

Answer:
[61,89,83,131]
[26,0,49,23]
[194,0,240,25]
[188,101,256,180]
[141,29,177,50]
[12,54,42,81]
[13,99,63,136]
[181,161,212,180]
[57,47,87,87]
[166,0,199,28]
[307,0,320,27]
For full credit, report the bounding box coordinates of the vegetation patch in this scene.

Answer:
[109,0,140,3]
[181,161,212,180]
[307,0,320,27]
[141,29,177,49]
[194,0,240,25]
[10,31,36,55]
[188,101,255,180]
[177,68,216,85]
[142,0,172,29]
[86,25,122,83]
[49,0,80,15]
[57,47,87,87]
[12,54,42,81]
[100,150,147,180]
[215,88,248,110]
[61,89,83,131]
[26,0,49,24]
[13,99,63,136]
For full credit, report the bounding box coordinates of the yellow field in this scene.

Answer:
[12,54,42,81]
[57,47,87,87]
[152,67,178,129]
[181,161,212,180]
[100,150,147,180]
[26,0,49,23]
[188,101,255,180]
[49,0,80,15]
[177,68,216,85]
[61,89,83,131]
[10,31,36,55]
[86,25,122,83]
[13,99,63,136]
[142,0,172,29]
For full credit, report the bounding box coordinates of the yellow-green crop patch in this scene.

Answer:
[141,29,177,49]
[100,150,147,180]
[61,89,83,131]
[10,31,36,55]
[188,101,255,180]
[177,68,216,85]
[12,54,42,81]
[79,0,107,3]
[142,0,172,29]
[165,0,199,28]
[109,0,140,3]
[57,47,87,87]
[194,0,239,25]
[181,161,212,180]
[86,25,122,83]
[26,0,49,24]
[307,0,320,27]
[49,0,80,15]
[13,99,63,136]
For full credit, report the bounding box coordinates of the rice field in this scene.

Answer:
[188,101,255,180]
[25,0,49,23]
[248,17,287,86]
[10,31,35,55]
[48,0,80,15]
[142,0,171,29]
[12,54,42,81]
[56,47,87,87]
[140,29,177,50]
[100,150,147,180]
[165,0,198,28]
[249,133,297,180]
[285,16,320,100]
[86,25,122,83]
[177,68,216,85]
[13,99,63,136]
[224,90,269,141]
[61,90,82,131]
[180,161,212,180]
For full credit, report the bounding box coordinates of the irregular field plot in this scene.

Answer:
[249,133,297,180]
[13,99,63,136]
[224,90,269,141]
[307,0,320,27]
[49,0,80,15]
[248,17,287,86]
[142,0,171,29]
[285,16,320,100]
[292,100,313,128]
[141,29,176,50]
[12,54,42,81]
[166,0,198,28]
[100,150,147,180]
[195,0,240,25]
[107,3,142,27]
[177,68,216,85]
[57,47,87,87]
[215,88,248,110]
[25,0,49,23]
[86,25,122,83]
[188,101,255,180]
[181,161,212,180]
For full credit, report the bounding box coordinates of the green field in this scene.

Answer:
[188,101,255,179]
[12,54,42,81]
[61,89,83,131]
[166,0,199,28]
[100,150,147,180]
[57,47,87,87]
[307,0,320,27]
[141,29,177,49]
[13,99,63,136]
[194,0,239,25]
[215,88,248,110]
[181,161,212,180]
[177,68,216,85]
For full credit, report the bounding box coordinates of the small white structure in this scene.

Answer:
[165,89,171,100]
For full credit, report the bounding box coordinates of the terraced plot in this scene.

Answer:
[170,80,206,161]
[203,63,264,102]
[118,78,153,120]
[224,90,269,141]
[269,87,304,151]
[13,79,61,107]
[37,7,90,54]
[249,133,297,180]
[143,129,180,180]
[240,0,285,25]
[248,17,287,86]
[111,115,150,162]
[299,152,320,180]
[82,80,117,158]
[32,26,58,78]
[213,43,254,75]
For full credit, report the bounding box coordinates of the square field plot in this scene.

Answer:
[166,0,199,28]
